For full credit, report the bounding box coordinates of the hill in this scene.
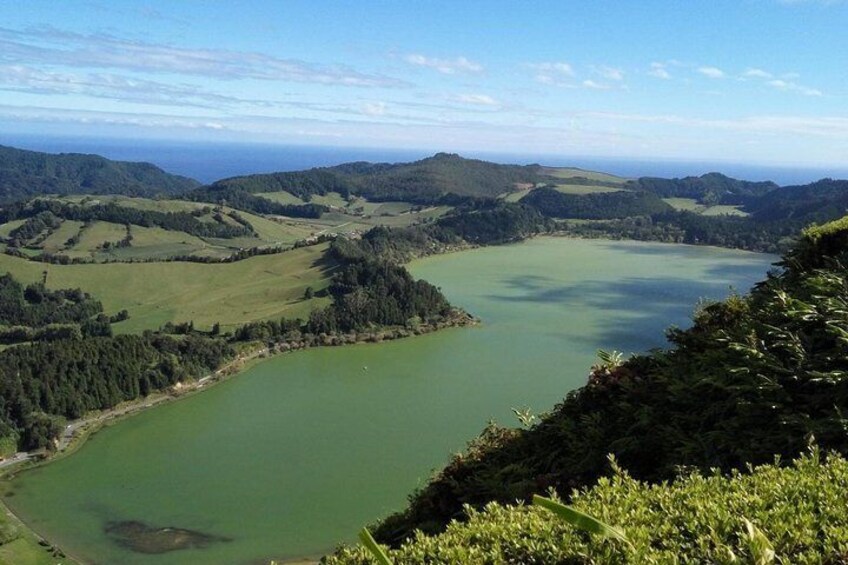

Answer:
[747,178,848,223]
[628,172,777,206]
[197,152,550,204]
[0,145,199,203]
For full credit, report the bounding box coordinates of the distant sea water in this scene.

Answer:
[3,134,846,186]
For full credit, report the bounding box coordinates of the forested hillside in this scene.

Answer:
[200,152,550,204]
[521,186,672,219]
[363,215,848,548]
[628,172,777,205]
[0,145,199,203]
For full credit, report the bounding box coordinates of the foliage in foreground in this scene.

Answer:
[326,451,848,564]
[369,215,848,544]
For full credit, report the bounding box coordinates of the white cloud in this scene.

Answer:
[0,64,259,108]
[593,65,624,81]
[0,26,406,88]
[404,54,483,75]
[582,79,609,90]
[697,66,725,79]
[453,93,500,106]
[362,102,388,116]
[743,68,773,79]
[586,111,848,139]
[529,61,575,85]
[648,62,671,79]
[767,79,822,96]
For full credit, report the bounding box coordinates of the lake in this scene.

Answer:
[5,238,776,564]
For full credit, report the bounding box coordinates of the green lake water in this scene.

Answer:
[6,238,776,564]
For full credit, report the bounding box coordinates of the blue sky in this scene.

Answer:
[1,0,847,166]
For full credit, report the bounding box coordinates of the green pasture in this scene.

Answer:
[0,243,335,333]
[543,167,628,185]
[663,198,748,216]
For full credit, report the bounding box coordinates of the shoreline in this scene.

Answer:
[0,309,478,565]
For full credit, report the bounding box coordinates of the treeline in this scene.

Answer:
[0,334,233,452]
[331,201,553,264]
[7,211,63,245]
[1,199,253,240]
[232,245,454,341]
[307,248,452,334]
[185,186,327,218]
[559,212,802,253]
[627,172,777,205]
[521,186,672,219]
[747,178,848,223]
[371,215,848,545]
[0,275,103,327]
[0,274,127,345]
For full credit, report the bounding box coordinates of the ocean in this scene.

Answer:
[2,134,845,186]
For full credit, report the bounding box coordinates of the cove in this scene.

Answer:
[5,238,776,564]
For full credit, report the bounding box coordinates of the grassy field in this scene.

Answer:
[502,188,533,202]
[553,184,630,195]
[63,195,203,213]
[543,167,628,185]
[663,197,749,216]
[73,221,127,252]
[37,220,83,252]
[0,196,323,261]
[258,191,306,205]
[0,220,24,239]
[0,243,334,333]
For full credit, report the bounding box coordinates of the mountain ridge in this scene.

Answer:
[0,144,200,203]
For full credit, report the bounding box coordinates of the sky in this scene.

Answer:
[1,0,847,167]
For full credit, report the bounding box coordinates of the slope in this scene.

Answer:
[0,145,199,203]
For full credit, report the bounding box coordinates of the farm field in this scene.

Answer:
[552,184,630,195]
[543,166,629,185]
[0,243,334,333]
[0,196,324,261]
[663,197,749,216]
[38,219,84,252]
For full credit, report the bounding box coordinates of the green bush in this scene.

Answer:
[326,451,848,564]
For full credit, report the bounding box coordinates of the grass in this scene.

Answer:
[553,184,630,195]
[309,192,350,208]
[543,167,628,185]
[37,220,83,252]
[663,198,749,216]
[72,221,127,253]
[65,195,204,214]
[502,188,533,202]
[257,191,306,205]
[1,196,323,261]
[236,211,315,244]
[701,205,749,217]
[0,243,335,333]
[0,193,447,265]
[0,221,24,239]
